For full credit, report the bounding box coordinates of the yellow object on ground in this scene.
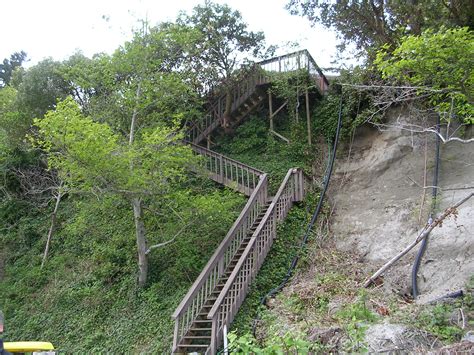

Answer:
[4,341,55,352]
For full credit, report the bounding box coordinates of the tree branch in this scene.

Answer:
[145,223,190,255]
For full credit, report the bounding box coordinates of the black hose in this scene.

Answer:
[251,91,344,337]
[412,114,441,299]
[429,290,464,304]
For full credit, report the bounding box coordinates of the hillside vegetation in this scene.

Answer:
[1,0,473,353]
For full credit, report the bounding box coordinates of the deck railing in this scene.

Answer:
[207,168,306,354]
[189,142,264,196]
[257,49,329,93]
[187,50,328,144]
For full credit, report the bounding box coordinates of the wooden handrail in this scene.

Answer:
[189,143,265,177]
[205,169,306,354]
[207,168,296,319]
[172,144,272,354]
[171,173,267,319]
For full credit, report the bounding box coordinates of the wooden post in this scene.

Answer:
[210,315,218,355]
[268,91,274,131]
[219,154,224,184]
[305,88,312,146]
[207,135,211,149]
[172,319,179,353]
[295,88,299,123]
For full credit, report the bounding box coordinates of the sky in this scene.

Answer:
[1,0,344,71]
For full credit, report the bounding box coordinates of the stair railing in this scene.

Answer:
[172,160,268,353]
[189,142,264,196]
[257,49,329,93]
[207,168,306,354]
[187,66,271,144]
[188,50,329,145]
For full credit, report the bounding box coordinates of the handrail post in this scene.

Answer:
[251,238,258,278]
[210,314,218,355]
[293,170,299,202]
[172,320,179,353]
[219,154,224,184]
[218,256,224,278]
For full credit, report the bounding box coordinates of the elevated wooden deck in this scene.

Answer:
[187,49,328,145]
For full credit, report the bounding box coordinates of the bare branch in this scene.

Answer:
[145,223,190,255]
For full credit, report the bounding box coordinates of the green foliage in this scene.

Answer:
[15,58,70,118]
[0,51,27,87]
[417,304,464,342]
[375,27,474,123]
[0,86,25,156]
[313,68,372,141]
[407,291,474,344]
[287,0,474,55]
[336,291,377,352]
[228,330,317,354]
[33,97,193,195]
[269,69,313,119]
[179,0,265,83]
[0,181,244,352]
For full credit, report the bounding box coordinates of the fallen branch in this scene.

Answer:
[364,192,474,287]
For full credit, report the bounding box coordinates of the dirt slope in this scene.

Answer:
[330,118,473,302]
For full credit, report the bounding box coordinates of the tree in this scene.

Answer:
[0,86,24,155]
[30,22,205,286]
[34,98,194,286]
[374,27,473,124]
[286,0,474,54]
[179,1,265,128]
[0,51,27,87]
[15,58,70,118]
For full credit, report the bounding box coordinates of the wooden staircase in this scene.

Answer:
[172,143,308,354]
[187,49,329,145]
[174,203,270,354]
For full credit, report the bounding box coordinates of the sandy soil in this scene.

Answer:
[330,119,473,302]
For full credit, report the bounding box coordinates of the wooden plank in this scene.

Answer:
[269,129,290,143]
[270,100,288,118]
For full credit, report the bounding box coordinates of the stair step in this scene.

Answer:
[177,344,209,348]
[188,327,212,332]
[183,335,211,340]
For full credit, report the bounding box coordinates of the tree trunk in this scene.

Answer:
[129,81,149,287]
[132,197,148,287]
[223,88,233,134]
[41,189,63,269]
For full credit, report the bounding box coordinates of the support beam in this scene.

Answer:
[269,129,290,143]
[305,88,312,146]
[268,91,273,131]
[270,100,288,119]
